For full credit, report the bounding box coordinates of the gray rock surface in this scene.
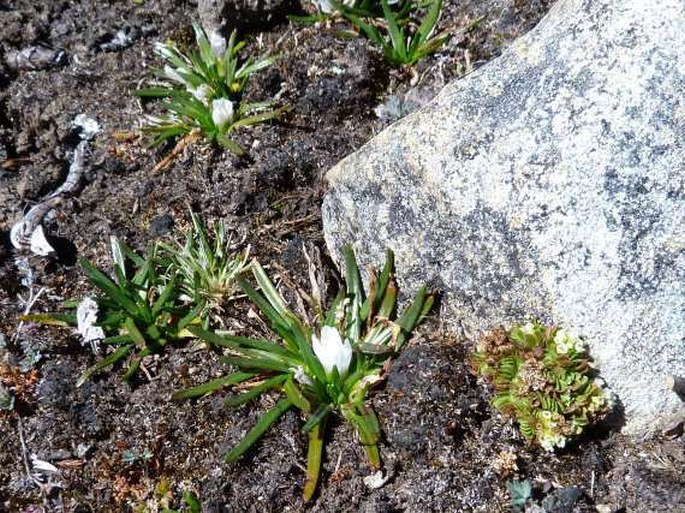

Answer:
[322,0,685,435]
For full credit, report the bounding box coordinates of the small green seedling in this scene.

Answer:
[471,321,613,451]
[157,212,250,319]
[122,448,154,465]
[174,246,433,501]
[508,480,532,512]
[136,23,286,155]
[345,0,447,66]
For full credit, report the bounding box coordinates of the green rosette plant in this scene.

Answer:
[344,0,447,66]
[156,211,250,319]
[135,23,286,155]
[175,246,433,501]
[23,238,201,385]
[472,321,614,451]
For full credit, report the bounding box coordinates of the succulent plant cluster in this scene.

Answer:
[471,321,613,451]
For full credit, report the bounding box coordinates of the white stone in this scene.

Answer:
[322,0,685,435]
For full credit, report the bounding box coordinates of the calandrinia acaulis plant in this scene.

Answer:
[471,321,613,451]
[174,246,433,501]
[24,238,202,385]
[343,0,447,66]
[135,23,286,155]
[156,211,250,320]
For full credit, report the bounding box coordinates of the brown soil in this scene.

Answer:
[0,1,683,512]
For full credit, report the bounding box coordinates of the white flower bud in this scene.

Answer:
[211,98,235,129]
[209,30,227,57]
[312,326,353,379]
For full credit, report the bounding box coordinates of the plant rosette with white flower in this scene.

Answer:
[179,246,433,502]
[135,22,284,154]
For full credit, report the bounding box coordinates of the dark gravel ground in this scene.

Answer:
[1,1,683,512]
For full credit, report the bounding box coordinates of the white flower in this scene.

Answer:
[190,83,212,104]
[209,30,227,57]
[312,326,352,379]
[554,328,585,354]
[211,98,235,130]
[291,365,313,386]
[76,297,104,349]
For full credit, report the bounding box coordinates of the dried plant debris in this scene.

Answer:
[5,45,67,71]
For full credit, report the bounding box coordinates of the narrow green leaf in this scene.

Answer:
[395,286,432,350]
[122,353,144,382]
[172,372,254,400]
[101,334,135,346]
[343,246,364,343]
[124,316,147,349]
[76,345,132,387]
[216,135,245,155]
[344,405,381,469]
[238,104,288,125]
[221,355,291,373]
[177,302,203,331]
[19,312,75,327]
[283,377,311,412]
[303,418,326,502]
[251,261,290,318]
[382,0,408,61]
[360,249,394,321]
[377,281,397,319]
[302,403,331,432]
[236,56,277,80]
[324,289,345,326]
[133,87,187,98]
[80,259,139,317]
[416,0,443,43]
[224,398,293,462]
[236,275,289,332]
[152,275,177,317]
[287,13,328,24]
[224,374,287,407]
